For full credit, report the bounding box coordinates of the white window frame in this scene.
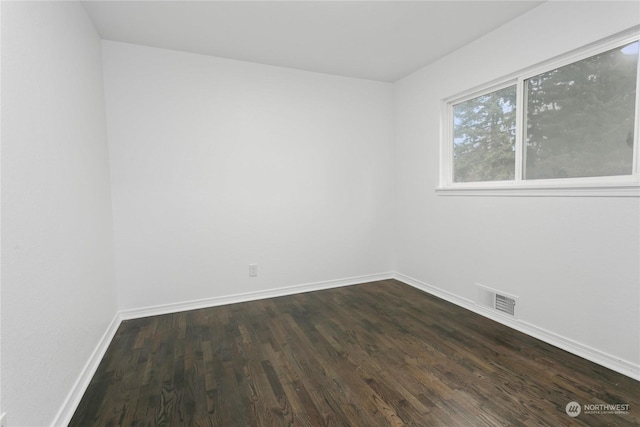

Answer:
[438,29,640,197]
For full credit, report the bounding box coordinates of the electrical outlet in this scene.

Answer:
[1,412,8,427]
[249,264,258,277]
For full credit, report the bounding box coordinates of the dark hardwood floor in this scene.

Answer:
[70,280,639,426]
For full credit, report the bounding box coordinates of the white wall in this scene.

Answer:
[394,1,640,371]
[1,2,117,426]
[0,0,3,421]
[102,41,394,311]
[1,2,638,424]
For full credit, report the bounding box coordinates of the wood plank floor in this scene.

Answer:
[70,280,639,426]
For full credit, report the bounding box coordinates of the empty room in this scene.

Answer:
[1,1,639,426]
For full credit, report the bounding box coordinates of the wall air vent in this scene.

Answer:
[495,294,516,317]
[476,284,518,319]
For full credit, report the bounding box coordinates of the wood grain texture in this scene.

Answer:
[70,280,639,426]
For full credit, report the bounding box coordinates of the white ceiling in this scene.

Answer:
[82,1,544,82]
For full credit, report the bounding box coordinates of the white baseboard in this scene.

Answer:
[119,272,395,320]
[50,312,123,427]
[393,272,640,381]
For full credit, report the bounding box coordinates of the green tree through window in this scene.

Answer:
[525,41,638,179]
[453,85,517,182]
[446,37,638,187]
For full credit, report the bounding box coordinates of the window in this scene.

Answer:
[453,84,517,183]
[440,32,640,196]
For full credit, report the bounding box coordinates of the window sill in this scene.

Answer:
[436,182,640,197]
